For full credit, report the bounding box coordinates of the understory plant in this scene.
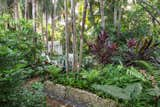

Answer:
[88,30,118,64]
[92,83,142,105]
[0,14,44,106]
[124,36,160,66]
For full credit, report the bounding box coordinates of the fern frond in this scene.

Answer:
[134,60,154,72]
[92,83,142,100]
[126,67,146,81]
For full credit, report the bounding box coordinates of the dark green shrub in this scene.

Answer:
[0,14,44,106]
[0,70,23,107]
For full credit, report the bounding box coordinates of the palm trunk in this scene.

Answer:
[45,12,49,54]
[71,0,77,72]
[64,0,69,73]
[100,0,105,30]
[14,0,19,30]
[78,0,88,72]
[32,0,37,62]
[14,0,19,20]
[117,1,122,36]
[51,0,57,53]
[41,14,44,34]
[41,13,45,41]
[36,0,39,26]
[89,1,95,26]
[25,0,28,19]
[114,1,117,29]
[32,0,36,32]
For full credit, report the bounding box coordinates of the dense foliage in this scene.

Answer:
[0,0,160,107]
[0,15,45,107]
[47,64,160,107]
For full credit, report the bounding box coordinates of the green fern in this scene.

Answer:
[81,69,100,82]
[147,87,160,97]
[134,60,154,72]
[126,67,146,81]
[92,83,142,100]
[48,66,61,77]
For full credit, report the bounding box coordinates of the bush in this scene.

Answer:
[0,70,23,107]
[124,36,160,65]
[88,30,118,64]
[0,14,44,106]
[19,82,46,107]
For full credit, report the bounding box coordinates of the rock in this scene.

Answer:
[66,87,118,107]
[45,81,66,99]
[44,81,118,107]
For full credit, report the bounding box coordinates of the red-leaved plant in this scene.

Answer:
[125,37,160,65]
[88,30,118,64]
[127,39,137,48]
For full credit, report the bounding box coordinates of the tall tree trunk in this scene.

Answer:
[71,0,77,72]
[45,12,49,54]
[117,1,122,36]
[14,0,19,20]
[100,0,105,30]
[32,0,37,62]
[89,1,95,26]
[64,0,69,73]
[36,0,39,25]
[78,0,88,72]
[14,0,19,30]
[32,0,36,32]
[41,13,44,34]
[114,1,117,29]
[40,1,44,35]
[42,13,45,42]
[51,0,57,54]
[25,0,28,19]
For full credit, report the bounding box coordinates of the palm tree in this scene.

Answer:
[38,0,44,34]
[114,1,117,29]
[71,0,77,72]
[32,0,36,32]
[117,1,122,36]
[51,0,57,53]
[25,0,28,19]
[78,0,88,72]
[43,0,52,54]
[64,0,69,73]
[99,0,105,30]
[14,0,19,20]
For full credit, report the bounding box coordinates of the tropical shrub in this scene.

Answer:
[0,70,23,107]
[0,14,43,67]
[88,30,118,64]
[124,36,160,65]
[0,14,44,106]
